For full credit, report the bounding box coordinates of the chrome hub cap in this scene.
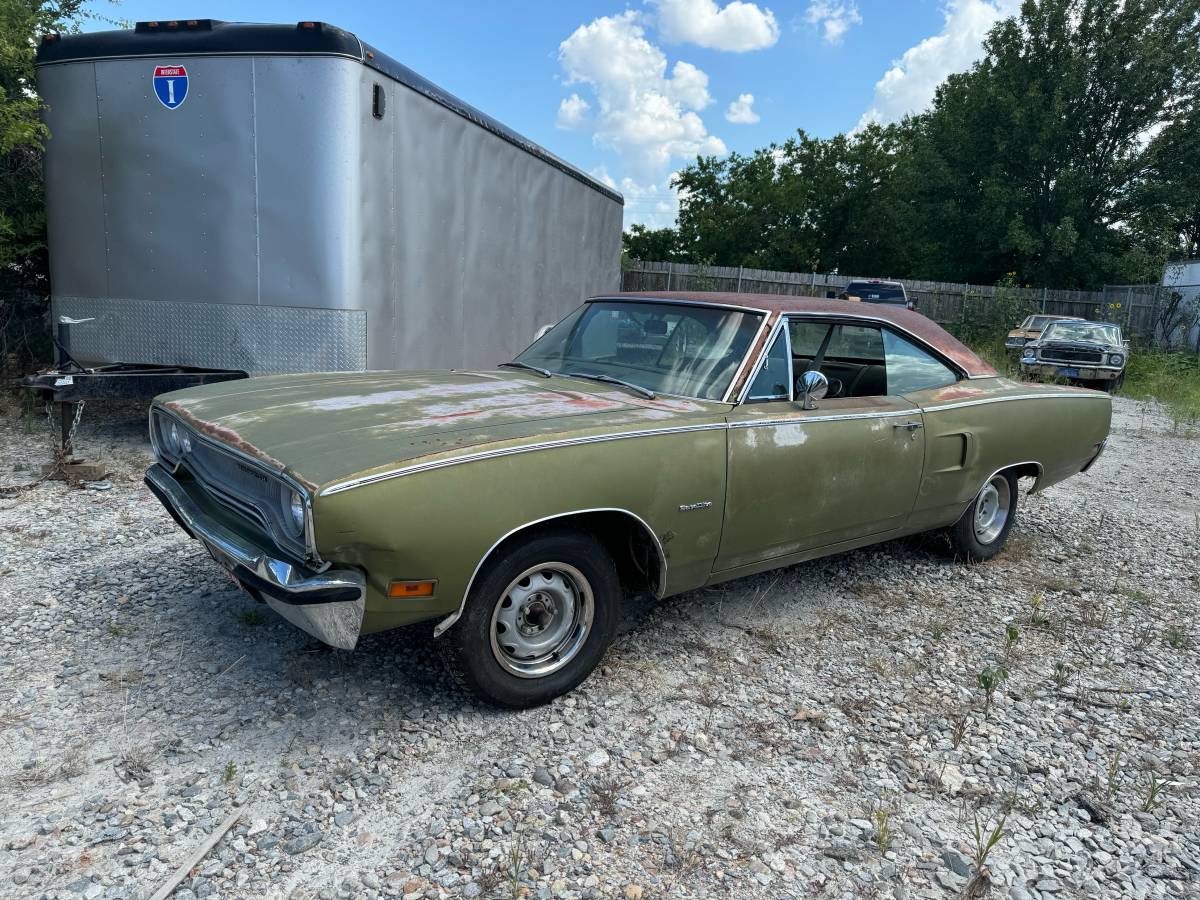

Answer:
[974,476,1011,544]
[490,563,593,678]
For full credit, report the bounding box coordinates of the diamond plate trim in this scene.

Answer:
[52,296,367,374]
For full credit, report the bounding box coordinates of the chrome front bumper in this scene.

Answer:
[1020,362,1123,380]
[144,464,366,649]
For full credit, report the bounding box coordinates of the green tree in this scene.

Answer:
[668,123,912,276]
[622,223,683,262]
[0,0,91,366]
[1131,101,1200,261]
[908,0,1200,287]
[628,0,1200,292]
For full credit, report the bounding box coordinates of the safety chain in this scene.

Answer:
[0,399,86,496]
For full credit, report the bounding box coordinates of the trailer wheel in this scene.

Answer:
[448,530,619,708]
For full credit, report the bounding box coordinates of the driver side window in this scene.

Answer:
[788,320,887,399]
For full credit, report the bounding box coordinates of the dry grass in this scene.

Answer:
[589,776,627,818]
[14,743,88,788]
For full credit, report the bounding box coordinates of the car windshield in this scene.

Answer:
[1041,322,1121,345]
[1024,316,1057,330]
[846,282,905,303]
[516,300,763,400]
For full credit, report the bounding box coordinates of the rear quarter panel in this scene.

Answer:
[310,426,727,634]
[908,379,1111,530]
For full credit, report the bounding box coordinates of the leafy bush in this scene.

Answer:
[1120,351,1200,427]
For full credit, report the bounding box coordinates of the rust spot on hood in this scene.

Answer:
[164,400,318,492]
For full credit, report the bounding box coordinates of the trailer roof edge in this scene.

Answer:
[36,21,624,206]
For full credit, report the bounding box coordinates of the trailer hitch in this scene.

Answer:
[21,317,249,471]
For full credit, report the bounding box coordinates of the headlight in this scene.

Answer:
[1108,353,1124,367]
[178,428,192,455]
[162,419,181,455]
[283,489,306,536]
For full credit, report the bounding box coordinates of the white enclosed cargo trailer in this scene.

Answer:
[35,19,624,375]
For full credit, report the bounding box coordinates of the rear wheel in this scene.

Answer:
[947,472,1019,562]
[448,530,620,708]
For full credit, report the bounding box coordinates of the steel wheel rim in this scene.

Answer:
[973,476,1011,544]
[489,562,594,679]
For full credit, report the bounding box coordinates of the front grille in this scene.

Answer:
[1040,346,1104,364]
[188,441,282,514]
[180,439,300,555]
[152,408,310,563]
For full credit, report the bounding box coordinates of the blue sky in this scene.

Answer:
[83,1,1021,226]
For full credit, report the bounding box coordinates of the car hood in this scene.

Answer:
[157,370,723,490]
[1031,339,1118,351]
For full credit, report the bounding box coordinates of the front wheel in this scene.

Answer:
[947,472,1019,562]
[448,530,620,708]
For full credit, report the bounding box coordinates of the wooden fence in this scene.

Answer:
[621,261,1183,347]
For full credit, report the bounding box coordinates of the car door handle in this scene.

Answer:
[894,421,924,431]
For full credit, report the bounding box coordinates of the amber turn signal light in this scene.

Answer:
[387,580,436,598]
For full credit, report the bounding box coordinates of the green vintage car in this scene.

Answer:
[145,293,1111,706]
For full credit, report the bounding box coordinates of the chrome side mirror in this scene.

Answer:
[533,323,554,341]
[797,370,829,410]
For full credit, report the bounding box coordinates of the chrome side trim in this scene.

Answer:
[728,408,915,428]
[432,507,669,638]
[922,392,1110,413]
[323,402,953,496]
[319,422,729,496]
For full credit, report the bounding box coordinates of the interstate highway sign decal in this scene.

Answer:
[152,65,188,109]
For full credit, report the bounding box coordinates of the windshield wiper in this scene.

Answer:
[498,361,552,378]
[563,370,656,400]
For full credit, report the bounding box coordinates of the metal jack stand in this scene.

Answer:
[40,317,106,481]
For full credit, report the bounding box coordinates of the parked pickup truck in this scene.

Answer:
[844,280,916,311]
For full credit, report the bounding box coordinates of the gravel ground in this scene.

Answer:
[0,396,1198,900]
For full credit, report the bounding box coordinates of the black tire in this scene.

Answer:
[447,530,620,708]
[947,472,1019,562]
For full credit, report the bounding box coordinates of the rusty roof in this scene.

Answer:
[603,290,999,379]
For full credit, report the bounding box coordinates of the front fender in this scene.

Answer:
[311,426,728,635]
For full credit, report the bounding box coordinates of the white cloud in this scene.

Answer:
[556,93,590,129]
[857,0,1021,128]
[558,11,726,180]
[725,93,760,124]
[803,1,862,45]
[651,0,780,52]
[594,167,683,230]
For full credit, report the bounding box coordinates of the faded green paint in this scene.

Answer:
[152,358,1110,641]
